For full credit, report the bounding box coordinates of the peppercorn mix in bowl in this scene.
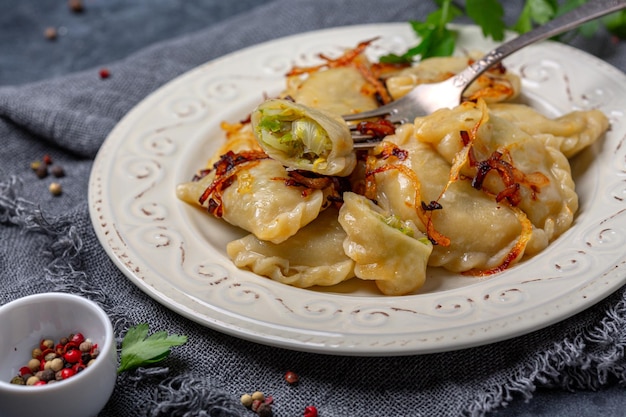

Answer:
[0,292,117,417]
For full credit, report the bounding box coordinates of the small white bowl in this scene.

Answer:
[0,292,117,417]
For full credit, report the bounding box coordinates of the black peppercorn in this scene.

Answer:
[35,164,48,179]
[39,369,55,382]
[51,165,65,178]
[10,376,25,385]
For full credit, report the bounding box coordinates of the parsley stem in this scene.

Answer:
[439,0,451,36]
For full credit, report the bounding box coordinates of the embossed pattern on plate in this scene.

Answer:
[88,24,626,355]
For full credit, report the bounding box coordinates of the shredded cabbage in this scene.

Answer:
[257,107,332,162]
[383,214,415,237]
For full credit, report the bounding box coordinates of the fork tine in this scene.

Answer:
[344,96,411,145]
[353,140,378,149]
[347,112,408,144]
[351,132,375,141]
[342,106,394,122]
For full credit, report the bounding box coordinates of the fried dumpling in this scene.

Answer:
[487,102,609,158]
[412,100,590,251]
[284,66,380,115]
[338,192,432,295]
[226,208,355,288]
[177,156,330,244]
[251,98,356,176]
[176,121,335,244]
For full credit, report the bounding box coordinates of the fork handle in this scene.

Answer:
[453,0,626,89]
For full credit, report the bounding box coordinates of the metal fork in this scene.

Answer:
[344,0,626,148]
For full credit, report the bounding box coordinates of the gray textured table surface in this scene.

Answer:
[1,1,625,416]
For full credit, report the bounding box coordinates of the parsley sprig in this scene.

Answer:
[381,0,625,64]
[117,323,188,373]
[381,2,462,63]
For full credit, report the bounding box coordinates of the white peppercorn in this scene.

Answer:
[26,376,40,385]
[240,393,253,408]
[79,341,93,352]
[49,182,63,196]
[27,358,40,373]
[47,357,64,372]
[251,391,265,402]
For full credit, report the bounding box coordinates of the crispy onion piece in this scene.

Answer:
[286,38,392,106]
[442,99,549,206]
[464,62,517,103]
[436,99,534,274]
[198,150,269,217]
[287,38,377,76]
[356,119,396,140]
[353,60,393,105]
[472,150,550,205]
[282,170,350,209]
[364,142,450,247]
[446,99,489,185]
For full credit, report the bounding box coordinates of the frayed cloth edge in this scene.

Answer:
[465,288,626,417]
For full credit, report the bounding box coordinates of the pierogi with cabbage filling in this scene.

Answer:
[338,191,433,295]
[251,98,356,177]
[176,39,609,295]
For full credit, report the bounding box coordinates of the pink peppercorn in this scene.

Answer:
[304,405,318,417]
[251,399,262,412]
[59,368,75,380]
[285,370,299,385]
[72,362,86,373]
[99,68,110,79]
[63,349,82,364]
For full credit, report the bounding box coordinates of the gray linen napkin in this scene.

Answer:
[1,1,625,416]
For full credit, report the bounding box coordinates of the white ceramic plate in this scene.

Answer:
[89,23,626,356]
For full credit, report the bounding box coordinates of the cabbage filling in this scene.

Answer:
[256,107,332,164]
[383,214,415,237]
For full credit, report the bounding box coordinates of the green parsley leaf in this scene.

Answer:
[554,0,622,40]
[577,20,601,38]
[556,0,586,15]
[117,323,188,373]
[381,0,625,65]
[466,0,506,41]
[603,10,626,39]
[379,0,461,63]
[512,0,557,34]
[553,0,587,40]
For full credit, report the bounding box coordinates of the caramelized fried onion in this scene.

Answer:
[198,150,269,217]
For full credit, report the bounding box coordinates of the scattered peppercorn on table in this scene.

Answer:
[1,1,626,417]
